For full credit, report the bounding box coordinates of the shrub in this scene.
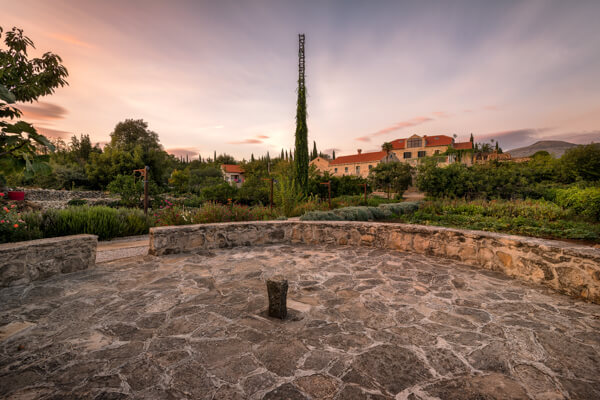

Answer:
[554,186,600,221]
[299,202,420,221]
[67,198,87,206]
[41,206,151,240]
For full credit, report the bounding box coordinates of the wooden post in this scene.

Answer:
[321,181,332,210]
[143,166,149,216]
[262,178,274,210]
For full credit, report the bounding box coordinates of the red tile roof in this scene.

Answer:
[222,164,244,173]
[424,135,453,146]
[453,141,473,150]
[330,151,388,165]
[391,139,406,149]
[391,135,454,149]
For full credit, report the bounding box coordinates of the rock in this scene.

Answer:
[424,373,529,399]
[263,383,308,400]
[267,277,288,319]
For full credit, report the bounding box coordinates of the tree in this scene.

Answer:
[369,161,412,199]
[294,34,309,195]
[381,142,393,160]
[311,141,318,160]
[0,26,69,179]
[332,150,336,160]
[560,144,600,182]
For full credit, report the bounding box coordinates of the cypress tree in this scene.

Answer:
[281,149,284,159]
[311,141,318,160]
[251,153,255,162]
[332,150,336,160]
[214,150,217,162]
[294,34,309,195]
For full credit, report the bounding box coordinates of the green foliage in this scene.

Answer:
[294,47,309,195]
[560,144,600,182]
[67,199,87,206]
[152,201,280,226]
[107,174,143,207]
[275,175,303,217]
[40,206,150,240]
[397,199,600,243]
[554,186,600,221]
[369,161,413,199]
[0,26,67,177]
[200,182,237,204]
[300,202,420,221]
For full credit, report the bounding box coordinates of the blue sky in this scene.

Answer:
[4,0,600,159]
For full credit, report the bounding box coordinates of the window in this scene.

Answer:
[407,137,422,148]
[334,168,338,173]
[434,150,440,155]
[344,167,348,173]
[368,165,373,170]
[356,166,360,174]
[418,151,426,158]
[403,152,412,159]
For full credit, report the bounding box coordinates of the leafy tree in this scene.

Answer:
[168,169,190,193]
[0,26,68,180]
[560,144,600,182]
[369,162,412,199]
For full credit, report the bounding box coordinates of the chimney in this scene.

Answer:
[357,149,362,154]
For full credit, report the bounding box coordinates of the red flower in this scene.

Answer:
[0,193,4,197]
[13,224,18,228]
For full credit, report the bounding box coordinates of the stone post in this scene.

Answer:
[266,277,288,319]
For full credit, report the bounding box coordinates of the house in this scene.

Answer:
[389,134,473,165]
[221,164,245,187]
[311,149,399,178]
[309,134,473,176]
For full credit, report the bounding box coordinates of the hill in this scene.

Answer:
[507,140,578,158]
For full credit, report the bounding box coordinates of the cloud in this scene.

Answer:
[355,136,371,142]
[35,126,73,139]
[48,33,93,48]
[227,138,262,144]
[478,128,553,149]
[19,102,68,121]
[256,134,269,139]
[372,116,433,137]
[432,111,451,118]
[546,130,600,145]
[483,105,499,111]
[167,147,200,159]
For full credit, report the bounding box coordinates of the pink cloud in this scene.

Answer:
[227,139,262,144]
[19,102,68,121]
[355,136,371,142]
[167,147,200,158]
[35,125,73,139]
[256,134,269,139]
[48,33,93,49]
[432,111,451,118]
[372,116,433,136]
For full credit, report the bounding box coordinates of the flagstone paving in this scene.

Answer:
[1,244,599,399]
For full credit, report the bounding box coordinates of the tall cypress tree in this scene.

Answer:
[311,141,318,160]
[332,150,336,160]
[294,34,309,194]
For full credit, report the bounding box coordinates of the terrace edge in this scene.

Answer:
[150,221,600,304]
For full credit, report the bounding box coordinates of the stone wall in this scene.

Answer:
[0,235,97,286]
[150,221,600,304]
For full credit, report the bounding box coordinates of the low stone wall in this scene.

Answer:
[0,235,97,286]
[150,221,600,304]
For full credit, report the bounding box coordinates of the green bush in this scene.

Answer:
[67,198,87,206]
[41,206,151,240]
[299,202,420,221]
[554,186,600,221]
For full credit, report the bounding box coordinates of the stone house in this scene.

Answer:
[310,134,473,176]
[221,164,245,187]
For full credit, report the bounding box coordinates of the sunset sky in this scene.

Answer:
[4,0,600,159]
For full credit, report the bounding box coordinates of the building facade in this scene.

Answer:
[309,134,473,176]
[221,164,245,187]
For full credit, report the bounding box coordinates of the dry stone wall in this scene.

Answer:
[150,221,600,304]
[0,235,97,286]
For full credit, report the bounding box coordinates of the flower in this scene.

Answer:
[11,204,16,208]
[13,224,18,228]
[0,192,4,197]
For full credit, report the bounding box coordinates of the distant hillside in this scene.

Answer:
[507,140,578,158]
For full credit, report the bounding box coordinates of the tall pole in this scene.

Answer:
[263,178,274,210]
[320,181,331,210]
[143,165,149,216]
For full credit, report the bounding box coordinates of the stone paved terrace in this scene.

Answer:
[1,244,600,399]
